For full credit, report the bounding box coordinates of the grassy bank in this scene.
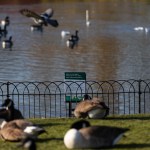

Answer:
[0,114,150,150]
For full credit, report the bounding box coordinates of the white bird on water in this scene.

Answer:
[134,26,149,33]
[86,10,91,26]
[61,30,70,38]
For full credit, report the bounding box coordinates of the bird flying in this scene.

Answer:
[20,8,59,27]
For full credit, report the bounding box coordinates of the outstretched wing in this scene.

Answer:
[20,9,41,19]
[19,9,45,25]
[41,8,54,18]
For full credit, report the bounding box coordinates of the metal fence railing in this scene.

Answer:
[0,80,149,118]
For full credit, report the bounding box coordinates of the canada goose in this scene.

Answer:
[20,8,59,27]
[1,16,10,27]
[0,25,7,37]
[72,30,79,42]
[0,119,46,142]
[2,36,13,49]
[18,136,36,150]
[0,16,9,37]
[64,120,129,149]
[0,98,24,121]
[66,35,76,49]
[74,96,109,119]
[66,30,79,49]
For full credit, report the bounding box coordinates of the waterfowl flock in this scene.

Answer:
[0,7,131,150]
[0,96,130,150]
[0,7,91,50]
[0,16,13,50]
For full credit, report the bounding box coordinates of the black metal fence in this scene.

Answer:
[0,80,149,118]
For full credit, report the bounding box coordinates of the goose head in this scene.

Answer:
[70,119,90,129]
[1,98,14,109]
[83,94,92,100]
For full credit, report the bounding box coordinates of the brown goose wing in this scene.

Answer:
[80,126,129,147]
[0,127,26,141]
[3,119,33,130]
[20,9,42,20]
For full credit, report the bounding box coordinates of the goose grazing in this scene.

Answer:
[0,119,46,142]
[18,136,36,150]
[64,120,129,149]
[66,30,79,49]
[0,98,24,121]
[2,36,13,49]
[74,95,109,119]
[20,8,59,27]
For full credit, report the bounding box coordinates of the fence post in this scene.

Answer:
[138,79,142,113]
[6,81,10,98]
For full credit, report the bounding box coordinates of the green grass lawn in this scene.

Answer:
[0,114,150,150]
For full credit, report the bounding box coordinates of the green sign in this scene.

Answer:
[65,72,86,80]
[65,96,83,102]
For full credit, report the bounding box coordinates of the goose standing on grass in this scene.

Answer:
[74,95,109,119]
[64,120,129,149]
[0,119,47,142]
[0,98,24,121]
[2,36,13,50]
[19,8,59,28]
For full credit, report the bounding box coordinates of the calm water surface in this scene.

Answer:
[0,0,150,82]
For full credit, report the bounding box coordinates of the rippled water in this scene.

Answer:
[0,0,150,82]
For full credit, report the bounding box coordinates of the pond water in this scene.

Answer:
[0,0,150,82]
